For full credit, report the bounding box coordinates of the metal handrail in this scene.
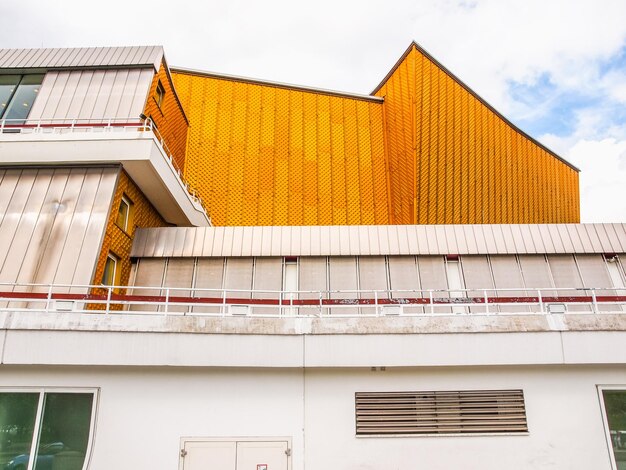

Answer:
[0,117,209,218]
[0,282,625,317]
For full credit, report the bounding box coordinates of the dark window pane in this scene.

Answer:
[0,75,21,120]
[4,74,44,123]
[602,390,626,469]
[0,392,39,468]
[33,393,94,470]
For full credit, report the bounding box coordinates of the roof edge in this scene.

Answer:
[160,55,189,125]
[372,41,580,173]
[370,42,416,95]
[0,45,164,72]
[170,66,384,103]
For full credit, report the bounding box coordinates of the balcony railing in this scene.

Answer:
[0,117,208,218]
[0,282,625,317]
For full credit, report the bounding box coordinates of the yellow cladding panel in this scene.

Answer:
[172,71,390,226]
[91,170,167,309]
[374,43,580,224]
[143,62,189,173]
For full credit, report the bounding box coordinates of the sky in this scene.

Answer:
[1,0,625,222]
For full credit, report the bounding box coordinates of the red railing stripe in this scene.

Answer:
[1,291,626,306]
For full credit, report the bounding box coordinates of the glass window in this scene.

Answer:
[102,253,118,286]
[602,389,626,470]
[0,393,39,469]
[0,391,95,470]
[155,81,165,108]
[0,75,22,119]
[116,195,133,232]
[2,74,44,123]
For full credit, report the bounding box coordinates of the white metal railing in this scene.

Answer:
[0,282,625,317]
[0,117,208,218]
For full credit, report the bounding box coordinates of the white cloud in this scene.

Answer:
[567,138,626,222]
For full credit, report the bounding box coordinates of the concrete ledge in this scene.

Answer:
[1,311,625,335]
[1,311,626,368]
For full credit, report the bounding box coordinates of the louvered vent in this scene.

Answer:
[355,389,528,435]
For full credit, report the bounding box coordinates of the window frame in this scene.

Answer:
[598,385,626,470]
[0,387,99,470]
[0,73,44,122]
[102,252,119,286]
[115,194,133,233]
[155,80,165,108]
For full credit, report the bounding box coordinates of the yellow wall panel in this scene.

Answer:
[171,42,578,227]
[143,62,189,172]
[374,43,579,225]
[173,70,389,226]
[91,170,167,308]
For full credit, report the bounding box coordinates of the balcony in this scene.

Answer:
[0,282,625,369]
[0,118,210,226]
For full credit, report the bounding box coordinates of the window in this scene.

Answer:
[0,74,44,122]
[155,80,165,108]
[0,389,97,470]
[115,195,133,232]
[102,253,118,286]
[283,257,298,315]
[600,387,626,469]
[355,389,528,436]
[445,255,466,313]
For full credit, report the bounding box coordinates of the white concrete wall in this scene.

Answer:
[0,366,305,470]
[305,365,625,470]
[0,364,623,470]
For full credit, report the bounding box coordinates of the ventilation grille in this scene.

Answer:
[355,389,528,435]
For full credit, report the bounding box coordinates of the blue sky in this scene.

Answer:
[511,46,626,139]
[1,0,625,221]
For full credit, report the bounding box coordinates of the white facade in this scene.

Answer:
[1,310,626,469]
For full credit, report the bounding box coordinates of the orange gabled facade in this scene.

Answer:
[170,42,580,227]
[144,60,190,173]
[172,72,390,226]
[373,42,580,225]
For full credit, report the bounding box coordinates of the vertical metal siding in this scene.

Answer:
[547,255,589,311]
[357,256,388,314]
[192,258,225,313]
[0,46,163,69]
[461,256,495,313]
[490,255,529,312]
[131,259,166,312]
[329,257,358,314]
[162,258,195,312]
[130,224,626,258]
[0,167,118,292]
[252,257,282,313]
[224,258,253,299]
[67,169,119,290]
[28,68,153,122]
[299,257,328,301]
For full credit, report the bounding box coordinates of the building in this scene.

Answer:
[0,44,624,470]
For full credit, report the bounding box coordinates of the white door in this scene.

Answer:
[236,441,289,470]
[182,440,236,470]
[181,439,289,470]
